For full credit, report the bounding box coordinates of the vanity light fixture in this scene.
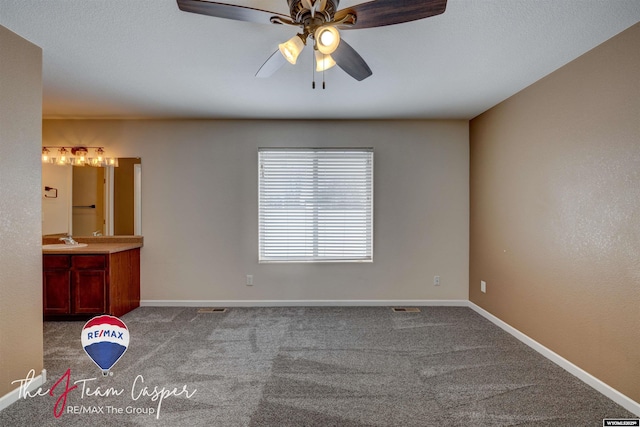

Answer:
[57,147,71,165]
[92,147,105,166]
[42,146,118,167]
[71,147,88,166]
[41,147,52,163]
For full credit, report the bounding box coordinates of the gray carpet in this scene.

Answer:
[0,306,634,426]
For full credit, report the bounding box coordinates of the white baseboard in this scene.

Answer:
[468,302,640,417]
[140,299,469,307]
[0,369,47,412]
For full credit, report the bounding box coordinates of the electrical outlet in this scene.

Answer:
[481,280,486,293]
[434,276,440,286]
[246,275,253,286]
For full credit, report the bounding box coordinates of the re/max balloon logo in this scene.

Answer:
[81,315,130,376]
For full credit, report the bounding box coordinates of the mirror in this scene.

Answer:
[72,165,105,235]
[42,158,141,236]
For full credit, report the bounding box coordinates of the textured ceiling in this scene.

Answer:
[1,0,639,120]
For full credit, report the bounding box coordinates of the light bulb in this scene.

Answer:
[320,30,334,47]
[315,25,340,55]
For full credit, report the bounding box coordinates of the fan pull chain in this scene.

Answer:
[322,56,326,90]
[312,51,316,89]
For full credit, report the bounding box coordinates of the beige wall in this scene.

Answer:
[43,119,469,302]
[470,23,640,402]
[0,26,43,397]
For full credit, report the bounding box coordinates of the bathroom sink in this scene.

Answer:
[42,243,88,250]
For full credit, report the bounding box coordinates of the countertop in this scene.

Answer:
[42,242,142,254]
[42,236,143,255]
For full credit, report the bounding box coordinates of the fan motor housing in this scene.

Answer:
[288,0,338,26]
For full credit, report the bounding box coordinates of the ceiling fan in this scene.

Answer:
[177,0,447,82]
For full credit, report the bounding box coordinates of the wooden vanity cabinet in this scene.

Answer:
[43,249,140,319]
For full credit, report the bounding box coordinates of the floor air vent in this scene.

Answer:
[197,308,227,313]
[392,307,421,313]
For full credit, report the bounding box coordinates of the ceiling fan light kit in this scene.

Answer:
[315,25,340,54]
[177,0,447,83]
[315,51,336,72]
[279,34,307,64]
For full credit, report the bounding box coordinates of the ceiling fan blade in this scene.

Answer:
[255,50,287,78]
[335,0,447,30]
[331,39,372,81]
[177,0,289,25]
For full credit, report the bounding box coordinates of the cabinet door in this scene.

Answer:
[43,270,71,314]
[73,270,106,314]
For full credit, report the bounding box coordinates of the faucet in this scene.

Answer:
[92,230,103,236]
[59,235,78,245]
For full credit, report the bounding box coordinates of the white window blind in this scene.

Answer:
[259,148,373,262]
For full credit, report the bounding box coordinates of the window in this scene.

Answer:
[259,148,373,262]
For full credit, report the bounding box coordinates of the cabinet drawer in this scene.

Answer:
[43,255,70,269]
[72,255,106,270]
